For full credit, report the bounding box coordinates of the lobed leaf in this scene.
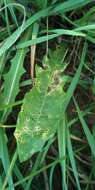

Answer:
[0,28,31,122]
[14,46,66,162]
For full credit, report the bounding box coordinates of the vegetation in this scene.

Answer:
[0,0,95,189]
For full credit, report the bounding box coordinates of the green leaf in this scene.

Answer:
[75,6,95,26]
[16,29,85,49]
[0,27,32,190]
[0,2,26,57]
[14,46,66,162]
[53,0,92,14]
[67,127,81,190]
[0,28,31,122]
[0,129,14,190]
[62,41,87,113]
[58,114,67,190]
[74,98,95,158]
[0,53,6,77]
[0,6,52,56]
[4,0,18,27]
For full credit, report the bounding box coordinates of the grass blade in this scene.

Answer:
[2,150,18,190]
[0,3,26,56]
[74,98,95,158]
[17,29,85,49]
[62,41,87,113]
[0,129,14,190]
[67,127,81,190]
[58,114,67,190]
[52,0,92,14]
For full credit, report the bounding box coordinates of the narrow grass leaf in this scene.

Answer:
[52,0,92,14]
[25,138,54,190]
[74,98,95,158]
[2,150,18,190]
[0,129,14,190]
[58,114,67,190]
[17,30,85,49]
[4,0,18,26]
[67,128,81,190]
[0,3,26,56]
[49,165,56,190]
[13,164,27,189]
[62,41,87,113]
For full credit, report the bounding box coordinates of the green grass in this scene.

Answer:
[0,0,95,189]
